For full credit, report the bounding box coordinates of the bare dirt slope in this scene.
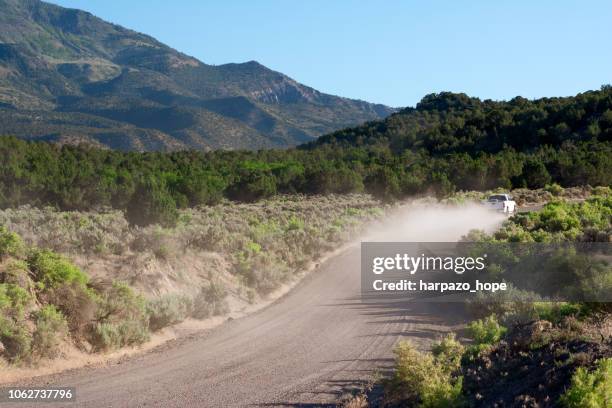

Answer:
[8,205,503,407]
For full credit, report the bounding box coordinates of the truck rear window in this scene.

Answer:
[488,195,507,201]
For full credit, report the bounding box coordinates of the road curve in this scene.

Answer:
[13,245,465,407]
[11,206,503,408]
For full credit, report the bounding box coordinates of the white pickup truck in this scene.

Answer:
[483,194,517,214]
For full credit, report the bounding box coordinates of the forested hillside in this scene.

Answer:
[1,88,610,226]
[311,86,612,154]
[0,0,392,150]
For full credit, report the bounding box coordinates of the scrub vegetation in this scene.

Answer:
[2,88,612,226]
[373,188,611,407]
[0,194,385,366]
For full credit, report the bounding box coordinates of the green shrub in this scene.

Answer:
[560,358,611,408]
[32,305,68,359]
[225,164,278,202]
[147,294,192,331]
[385,340,464,408]
[27,249,89,290]
[236,252,290,294]
[89,282,149,351]
[249,220,281,245]
[192,281,228,319]
[126,177,179,227]
[88,320,149,351]
[47,281,98,337]
[0,260,32,290]
[0,283,30,320]
[581,302,612,315]
[96,282,147,323]
[545,183,564,196]
[592,186,611,197]
[367,207,384,217]
[246,241,261,254]
[466,287,588,325]
[0,226,24,261]
[344,208,363,217]
[131,226,174,259]
[88,322,120,351]
[89,319,150,352]
[431,333,465,370]
[0,282,32,362]
[286,216,304,231]
[539,202,581,233]
[0,321,30,363]
[463,315,508,361]
[466,286,544,323]
[533,302,584,323]
[467,315,507,345]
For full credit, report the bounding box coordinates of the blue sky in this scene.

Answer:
[51,0,612,107]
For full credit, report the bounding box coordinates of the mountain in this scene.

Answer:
[0,0,394,150]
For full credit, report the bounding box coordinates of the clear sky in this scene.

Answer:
[50,0,612,108]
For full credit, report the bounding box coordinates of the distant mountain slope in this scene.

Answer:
[0,0,394,150]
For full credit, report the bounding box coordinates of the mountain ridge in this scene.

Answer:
[0,0,394,150]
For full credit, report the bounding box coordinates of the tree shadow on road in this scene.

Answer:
[257,296,469,408]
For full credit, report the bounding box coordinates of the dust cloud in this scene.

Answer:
[363,201,507,242]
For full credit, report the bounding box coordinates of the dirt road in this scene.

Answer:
[9,205,503,407]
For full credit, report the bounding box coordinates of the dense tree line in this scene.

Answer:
[1,87,611,226]
[311,85,612,154]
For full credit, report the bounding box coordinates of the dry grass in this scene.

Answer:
[0,194,385,297]
[0,194,387,367]
[0,195,386,299]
